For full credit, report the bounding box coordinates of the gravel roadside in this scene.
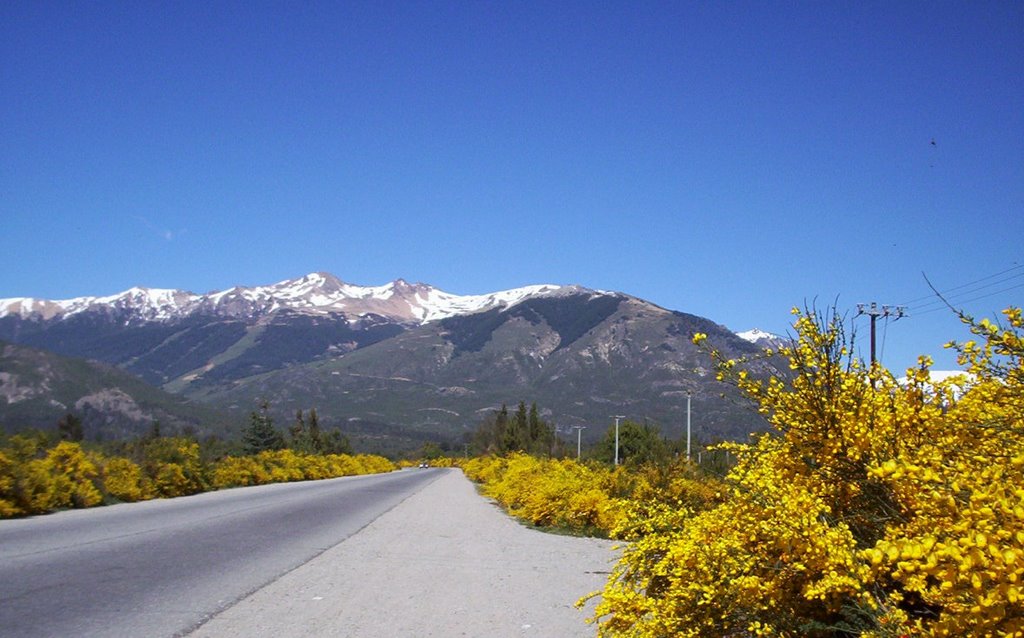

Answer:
[187,468,619,638]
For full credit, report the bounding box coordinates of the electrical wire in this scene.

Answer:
[905,270,1024,315]
[903,269,1024,314]
[906,282,1024,317]
[906,268,1024,309]
[899,263,1023,307]
[879,314,890,363]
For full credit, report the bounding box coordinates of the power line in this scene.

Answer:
[911,281,1024,315]
[906,270,1024,313]
[900,264,1023,308]
[901,263,1023,306]
[905,282,1024,317]
[880,314,890,363]
[857,266,1022,368]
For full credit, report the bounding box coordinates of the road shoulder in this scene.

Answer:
[188,468,618,638]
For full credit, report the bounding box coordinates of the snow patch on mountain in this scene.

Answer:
[412,284,566,322]
[737,328,784,344]
[0,288,202,323]
[0,273,590,325]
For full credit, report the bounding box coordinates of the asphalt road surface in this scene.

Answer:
[0,468,445,638]
[189,468,618,638]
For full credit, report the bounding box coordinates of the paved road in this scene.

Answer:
[0,468,444,638]
[190,469,618,638]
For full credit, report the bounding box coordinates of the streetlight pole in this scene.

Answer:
[686,392,692,462]
[572,425,586,460]
[611,415,625,466]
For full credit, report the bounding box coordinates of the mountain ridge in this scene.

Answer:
[1,273,777,450]
[0,273,603,326]
[0,340,235,439]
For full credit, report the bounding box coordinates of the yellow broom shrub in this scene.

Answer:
[101,457,152,502]
[46,441,103,509]
[590,306,1024,637]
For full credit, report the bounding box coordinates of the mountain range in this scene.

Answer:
[1,273,784,452]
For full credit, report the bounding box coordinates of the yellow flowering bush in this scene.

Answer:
[1,431,397,517]
[0,439,106,514]
[0,450,17,517]
[142,437,207,498]
[349,453,397,475]
[0,433,56,514]
[591,306,1024,637]
[462,454,510,484]
[101,457,152,502]
[425,456,462,468]
[10,458,58,514]
[209,451,396,489]
[477,453,625,533]
[611,460,727,541]
[45,441,104,508]
[464,453,626,534]
[857,307,1024,637]
[464,453,727,542]
[210,454,271,487]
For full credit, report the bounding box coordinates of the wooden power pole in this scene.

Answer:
[856,302,906,366]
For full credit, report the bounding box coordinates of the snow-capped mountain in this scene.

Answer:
[0,272,592,325]
[1,272,774,448]
[736,328,788,348]
[0,287,200,323]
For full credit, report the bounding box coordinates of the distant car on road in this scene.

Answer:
[418,462,429,468]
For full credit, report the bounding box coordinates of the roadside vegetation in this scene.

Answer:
[463,306,1024,637]
[463,452,727,538]
[0,405,395,518]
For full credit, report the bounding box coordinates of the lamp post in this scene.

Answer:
[686,392,692,462]
[611,415,625,466]
[572,425,586,459]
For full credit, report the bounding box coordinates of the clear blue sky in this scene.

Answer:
[2,1,1021,372]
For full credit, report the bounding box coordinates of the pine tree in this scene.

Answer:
[321,428,352,455]
[307,408,323,453]
[472,401,563,456]
[495,404,510,451]
[290,409,305,441]
[528,402,542,443]
[289,409,313,453]
[501,401,529,452]
[243,402,284,455]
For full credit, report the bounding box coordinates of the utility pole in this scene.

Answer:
[855,302,906,365]
[686,392,692,462]
[611,415,625,466]
[572,425,586,460]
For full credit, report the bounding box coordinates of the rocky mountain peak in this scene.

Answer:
[0,273,593,326]
[736,328,788,348]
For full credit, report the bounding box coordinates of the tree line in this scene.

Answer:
[0,400,391,518]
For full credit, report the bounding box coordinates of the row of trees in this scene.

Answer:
[467,400,728,474]
[469,401,564,456]
[243,404,352,456]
